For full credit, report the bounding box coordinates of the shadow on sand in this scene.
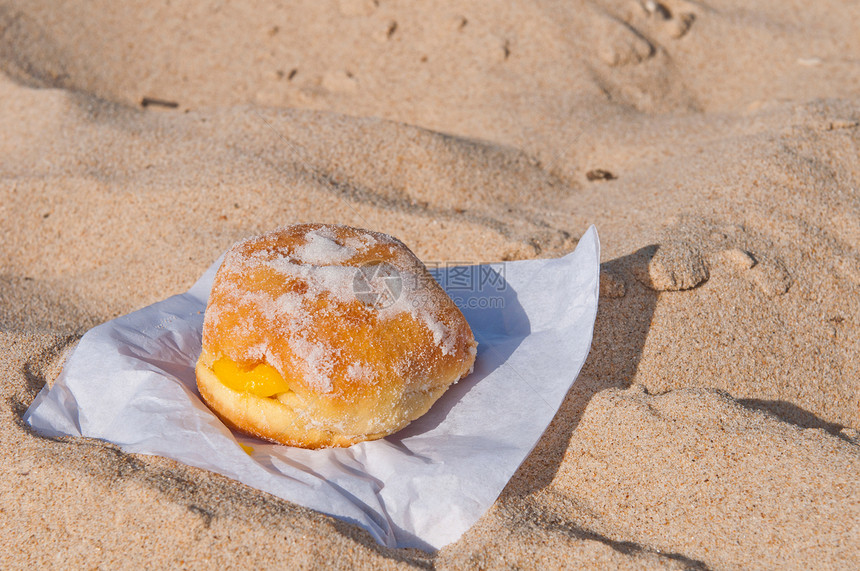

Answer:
[506,247,660,495]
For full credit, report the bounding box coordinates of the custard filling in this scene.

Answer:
[212,357,291,398]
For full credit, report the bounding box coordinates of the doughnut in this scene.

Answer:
[196,223,478,448]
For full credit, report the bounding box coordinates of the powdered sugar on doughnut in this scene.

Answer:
[289,334,336,393]
[421,312,456,356]
[294,229,357,265]
[265,259,358,304]
[344,234,375,251]
[347,361,372,381]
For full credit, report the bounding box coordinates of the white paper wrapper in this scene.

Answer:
[25,226,600,550]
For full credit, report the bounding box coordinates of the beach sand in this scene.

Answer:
[1,0,858,568]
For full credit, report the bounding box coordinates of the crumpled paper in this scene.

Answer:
[25,226,600,550]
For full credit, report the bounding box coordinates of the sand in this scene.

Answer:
[1,0,858,568]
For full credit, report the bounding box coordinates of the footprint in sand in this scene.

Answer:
[714,247,756,272]
[628,217,793,296]
[594,14,655,67]
[639,1,696,39]
[631,240,709,291]
[748,257,792,297]
[710,246,792,297]
[585,6,697,111]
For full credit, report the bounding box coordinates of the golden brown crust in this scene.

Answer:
[196,223,477,448]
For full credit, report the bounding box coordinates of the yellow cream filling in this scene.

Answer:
[212,357,291,398]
